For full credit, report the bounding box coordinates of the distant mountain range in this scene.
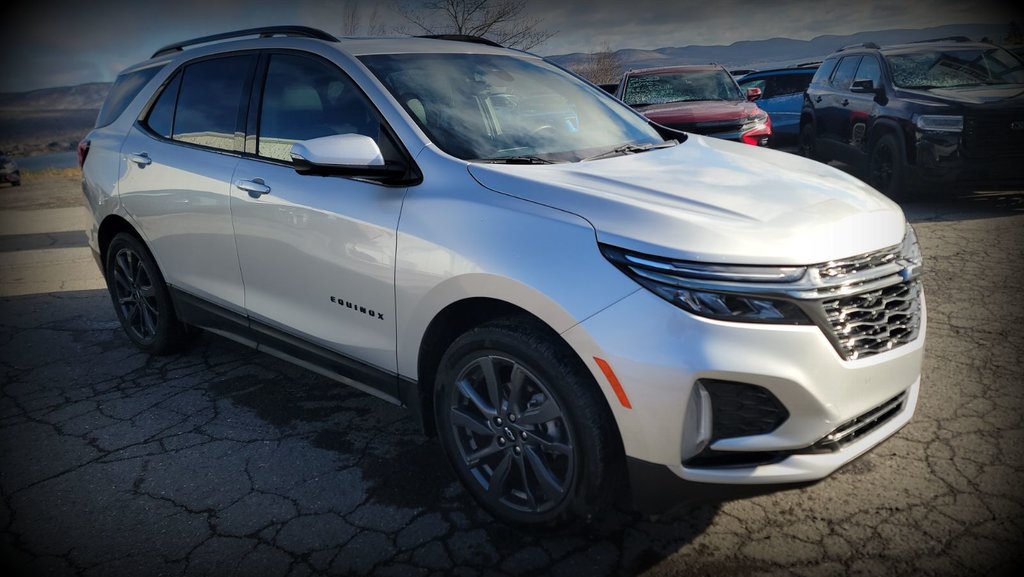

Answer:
[547,23,1010,74]
[0,22,1013,157]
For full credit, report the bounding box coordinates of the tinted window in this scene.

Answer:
[257,54,381,162]
[830,56,862,89]
[96,66,163,128]
[810,59,838,86]
[144,73,181,138]
[173,55,255,151]
[774,72,813,96]
[854,57,881,86]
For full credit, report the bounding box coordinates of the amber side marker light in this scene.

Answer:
[594,357,632,409]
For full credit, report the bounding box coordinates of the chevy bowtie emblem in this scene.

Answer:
[1012,121,1024,131]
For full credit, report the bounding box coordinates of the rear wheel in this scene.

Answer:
[105,233,190,354]
[434,319,620,526]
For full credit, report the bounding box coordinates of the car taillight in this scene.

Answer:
[77,139,91,168]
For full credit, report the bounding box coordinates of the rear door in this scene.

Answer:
[118,54,257,311]
[230,51,409,394]
[816,55,861,159]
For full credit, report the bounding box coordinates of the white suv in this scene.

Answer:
[81,27,925,526]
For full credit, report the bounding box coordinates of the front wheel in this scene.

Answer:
[869,133,907,198]
[798,122,821,161]
[105,233,190,354]
[434,319,620,526]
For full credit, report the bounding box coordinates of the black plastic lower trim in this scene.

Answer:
[169,286,405,406]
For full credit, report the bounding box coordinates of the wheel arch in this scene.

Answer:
[97,214,144,278]
[869,118,914,164]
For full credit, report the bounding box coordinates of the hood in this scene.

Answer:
[467,136,905,265]
[635,100,756,124]
[897,85,1024,107]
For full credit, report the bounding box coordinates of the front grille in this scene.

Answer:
[802,391,907,453]
[818,245,900,279]
[823,280,921,361]
[665,119,744,136]
[964,112,1024,157]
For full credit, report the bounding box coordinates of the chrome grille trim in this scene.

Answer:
[803,391,907,453]
[823,280,922,360]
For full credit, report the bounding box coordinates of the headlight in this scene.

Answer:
[600,245,812,324]
[898,224,923,279]
[914,115,963,133]
[742,110,769,132]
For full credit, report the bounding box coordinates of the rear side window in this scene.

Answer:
[173,55,256,152]
[96,66,163,128]
[773,73,813,96]
[810,59,838,87]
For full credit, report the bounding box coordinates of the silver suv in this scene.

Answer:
[82,27,925,526]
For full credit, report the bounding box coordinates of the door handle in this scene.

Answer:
[128,152,151,167]
[815,95,822,103]
[234,178,271,198]
[841,98,850,106]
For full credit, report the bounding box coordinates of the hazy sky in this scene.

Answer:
[2,0,1020,92]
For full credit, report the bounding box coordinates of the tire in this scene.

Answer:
[434,319,620,526]
[105,232,190,354]
[798,121,821,161]
[868,133,907,199]
[11,180,20,187]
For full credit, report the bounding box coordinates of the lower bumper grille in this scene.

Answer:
[803,391,907,453]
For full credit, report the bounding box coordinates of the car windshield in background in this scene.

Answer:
[622,70,744,106]
[886,48,1024,88]
[359,53,665,162]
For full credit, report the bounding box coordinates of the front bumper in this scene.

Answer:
[914,131,1024,189]
[562,287,925,508]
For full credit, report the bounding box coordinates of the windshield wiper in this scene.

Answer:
[582,140,677,162]
[472,156,558,164]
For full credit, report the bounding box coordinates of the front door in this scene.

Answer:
[231,51,408,387]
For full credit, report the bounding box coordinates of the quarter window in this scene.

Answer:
[96,66,163,128]
[172,55,256,152]
[144,73,181,139]
[257,54,382,162]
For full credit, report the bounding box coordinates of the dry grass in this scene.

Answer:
[21,166,82,181]
[1,168,83,211]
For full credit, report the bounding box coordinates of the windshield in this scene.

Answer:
[359,53,665,162]
[886,48,1024,88]
[621,70,744,106]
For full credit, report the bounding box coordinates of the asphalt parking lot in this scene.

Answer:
[1,171,1022,577]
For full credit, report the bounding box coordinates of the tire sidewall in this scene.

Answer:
[104,233,180,354]
[433,322,612,526]
[870,133,905,198]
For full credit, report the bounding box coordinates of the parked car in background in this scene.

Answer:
[0,151,21,186]
[800,38,1024,197]
[615,65,772,146]
[737,65,818,145]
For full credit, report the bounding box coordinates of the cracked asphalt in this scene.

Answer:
[1,173,1023,577]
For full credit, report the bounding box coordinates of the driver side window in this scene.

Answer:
[257,54,388,163]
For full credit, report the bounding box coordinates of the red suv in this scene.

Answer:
[615,65,771,146]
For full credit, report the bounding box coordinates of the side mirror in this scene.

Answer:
[850,79,879,94]
[290,134,405,178]
[746,86,762,101]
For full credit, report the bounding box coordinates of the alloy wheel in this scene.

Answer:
[447,355,575,514]
[111,247,160,343]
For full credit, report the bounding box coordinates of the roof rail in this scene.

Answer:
[794,60,822,68]
[836,42,880,52]
[152,26,338,58]
[417,34,503,48]
[908,36,972,44]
